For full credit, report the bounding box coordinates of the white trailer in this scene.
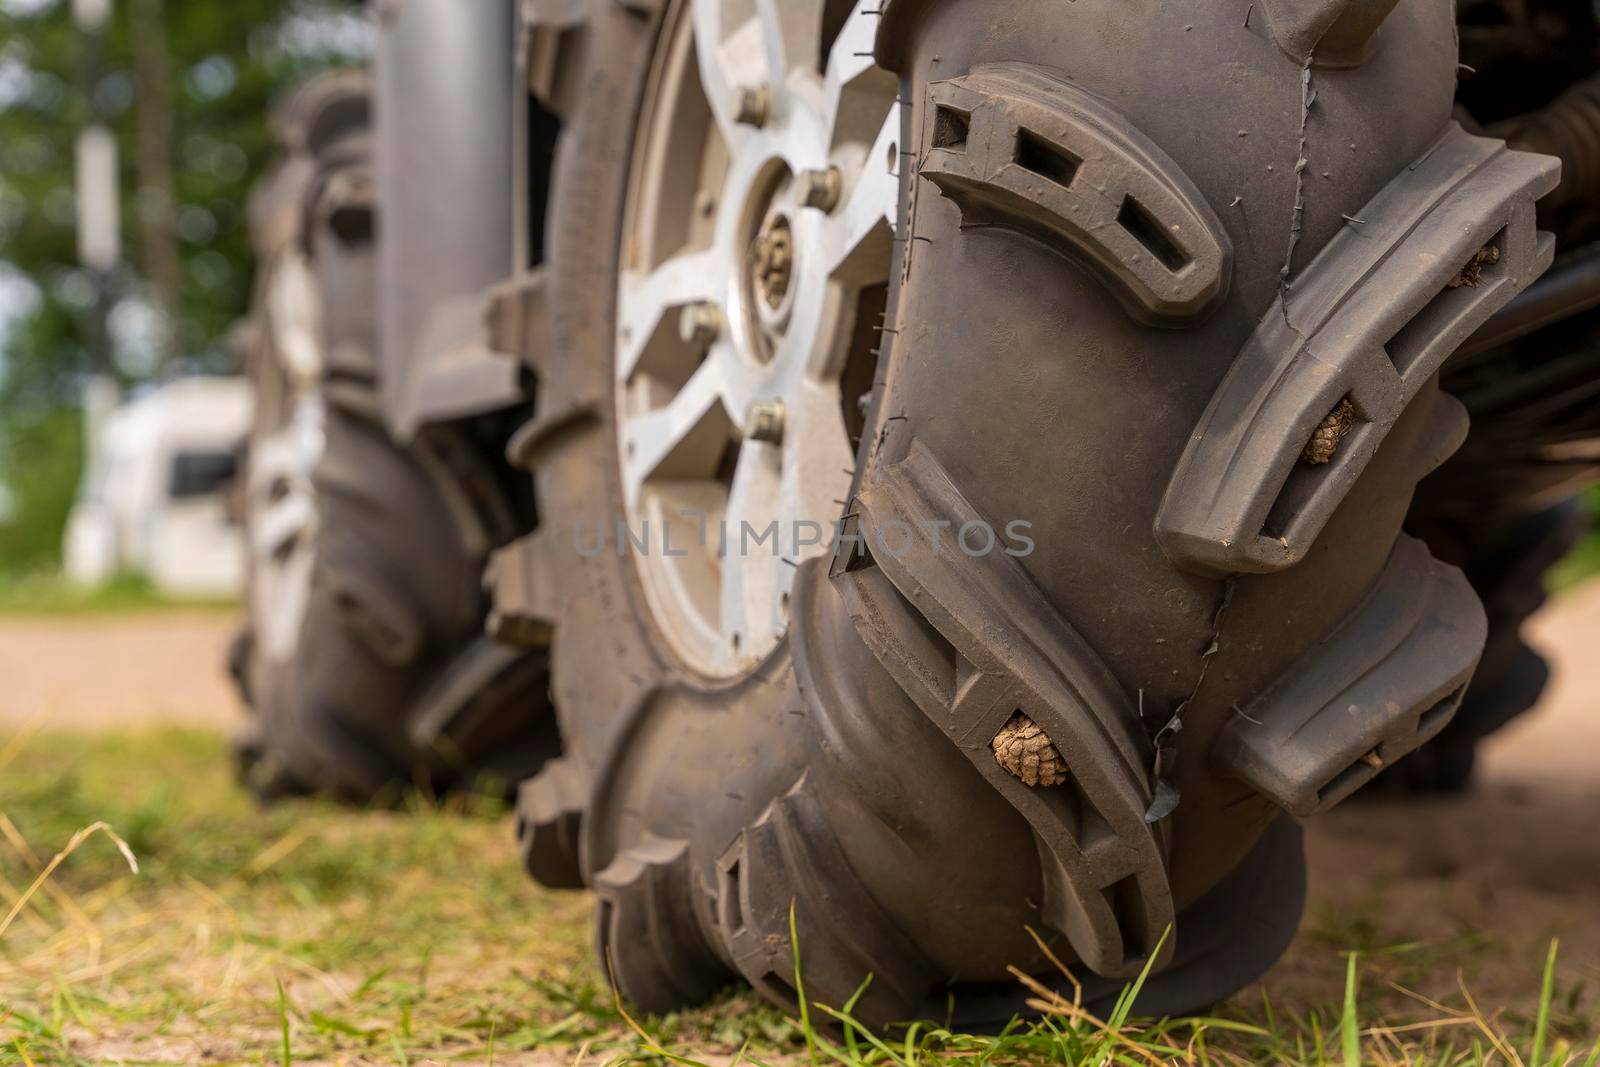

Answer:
[63,376,253,599]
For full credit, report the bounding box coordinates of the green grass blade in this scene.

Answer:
[789,899,819,1067]
[811,1003,910,1067]
[1531,939,1558,1067]
[1340,953,1360,1067]
[1106,925,1172,1031]
[840,974,874,1063]
[275,977,290,1067]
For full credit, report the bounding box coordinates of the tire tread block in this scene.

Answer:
[919,64,1231,324]
[517,755,588,889]
[842,442,1173,978]
[1156,123,1560,577]
[594,835,726,1013]
[716,781,938,1026]
[1257,0,1402,67]
[1214,535,1487,816]
[485,528,563,647]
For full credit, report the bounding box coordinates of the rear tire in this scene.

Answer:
[235,73,554,802]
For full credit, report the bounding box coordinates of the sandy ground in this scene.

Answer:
[0,609,245,731]
[1,587,1597,1021]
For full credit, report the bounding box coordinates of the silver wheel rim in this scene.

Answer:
[616,0,900,678]
[249,252,325,663]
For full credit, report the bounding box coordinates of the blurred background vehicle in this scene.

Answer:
[61,372,249,598]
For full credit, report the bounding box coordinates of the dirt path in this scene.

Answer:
[0,610,245,731]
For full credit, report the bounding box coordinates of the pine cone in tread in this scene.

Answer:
[992,712,1068,787]
[1301,398,1357,465]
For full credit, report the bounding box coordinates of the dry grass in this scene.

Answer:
[0,729,1596,1065]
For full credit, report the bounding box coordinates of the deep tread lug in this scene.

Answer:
[1258,0,1402,68]
[1157,124,1560,577]
[484,268,550,374]
[320,559,426,668]
[523,0,592,121]
[505,393,602,471]
[715,780,939,1026]
[919,65,1230,325]
[407,638,545,752]
[516,756,588,890]
[1215,536,1486,816]
[485,528,563,647]
[844,442,1174,978]
[593,835,728,1013]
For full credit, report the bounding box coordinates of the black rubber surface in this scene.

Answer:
[510,0,1560,1024]
[234,74,555,803]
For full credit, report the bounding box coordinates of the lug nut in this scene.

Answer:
[798,167,842,212]
[679,303,721,347]
[732,85,771,127]
[745,399,786,445]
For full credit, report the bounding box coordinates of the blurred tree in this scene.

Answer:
[0,0,365,571]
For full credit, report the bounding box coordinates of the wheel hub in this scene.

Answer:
[614,0,900,678]
[751,213,794,313]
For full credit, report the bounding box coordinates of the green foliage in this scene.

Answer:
[1550,486,1600,593]
[0,0,361,571]
[0,0,362,365]
[0,568,235,612]
[0,299,90,575]
[0,404,81,572]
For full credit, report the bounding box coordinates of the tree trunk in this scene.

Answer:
[128,0,180,365]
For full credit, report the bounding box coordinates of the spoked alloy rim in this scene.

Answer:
[616,0,900,678]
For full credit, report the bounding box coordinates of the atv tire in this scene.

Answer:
[503,0,1559,1023]
[234,73,554,802]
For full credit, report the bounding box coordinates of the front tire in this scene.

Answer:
[509,0,1558,1021]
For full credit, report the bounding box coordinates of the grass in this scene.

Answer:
[0,571,236,616]
[0,729,1596,1065]
[1549,488,1600,594]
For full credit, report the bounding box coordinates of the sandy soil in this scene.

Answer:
[1,588,1596,1022]
[0,609,245,732]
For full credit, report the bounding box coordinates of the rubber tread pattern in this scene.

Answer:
[716,779,940,1026]
[1214,535,1487,815]
[516,755,588,889]
[842,442,1173,978]
[920,66,1231,324]
[1157,123,1559,576]
[593,834,727,1013]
